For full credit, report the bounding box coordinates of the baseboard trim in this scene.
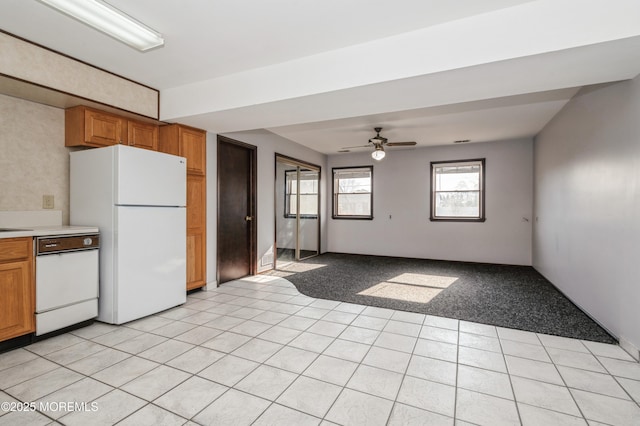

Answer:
[204,280,218,290]
[619,337,640,362]
[531,267,618,342]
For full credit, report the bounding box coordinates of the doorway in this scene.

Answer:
[275,154,321,267]
[217,136,257,284]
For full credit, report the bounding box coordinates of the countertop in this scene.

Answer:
[0,225,99,239]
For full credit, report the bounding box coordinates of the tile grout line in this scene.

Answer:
[161,296,622,422]
[254,303,349,422]
[2,279,638,425]
[611,375,640,408]
[383,314,424,426]
[587,341,640,409]
[497,327,524,425]
[111,302,308,424]
[194,299,354,423]
[0,316,549,420]
[450,318,461,424]
[315,308,391,423]
[538,340,640,403]
[538,333,590,423]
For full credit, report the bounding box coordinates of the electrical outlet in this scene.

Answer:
[43,194,54,209]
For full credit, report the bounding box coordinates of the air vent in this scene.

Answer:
[453,139,470,144]
[338,149,351,153]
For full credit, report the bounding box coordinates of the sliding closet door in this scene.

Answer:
[297,167,319,260]
[276,160,297,262]
[275,155,320,265]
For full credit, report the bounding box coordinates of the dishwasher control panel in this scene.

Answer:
[37,234,100,255]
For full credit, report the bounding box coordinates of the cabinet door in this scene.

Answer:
[0,238,31,262]
[179,127,206,175]
[158,124,207,290]
[187,174,206,290]
[186,229,206,290]
[0,260,34,341]
[128,120,159,150]
[84,109,125,146]
[187,174,206,230]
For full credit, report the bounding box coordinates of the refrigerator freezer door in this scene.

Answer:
[116,145,187,207]
[109,205,186,324]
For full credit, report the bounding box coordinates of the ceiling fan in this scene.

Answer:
[340,127,417,160]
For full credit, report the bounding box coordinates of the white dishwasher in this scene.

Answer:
[35,233,100,336]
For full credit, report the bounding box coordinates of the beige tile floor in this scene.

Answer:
[1,275,639,425]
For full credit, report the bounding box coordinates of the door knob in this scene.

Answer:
[245,216,253,221]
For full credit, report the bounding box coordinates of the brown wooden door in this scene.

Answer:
[217,136,256,284]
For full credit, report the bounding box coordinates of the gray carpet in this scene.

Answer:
[268,252,615,344]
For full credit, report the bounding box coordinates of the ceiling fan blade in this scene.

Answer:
[386,141,417,147]
[341,144,371,149]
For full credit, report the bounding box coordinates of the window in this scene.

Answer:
[332,166,373,219]
[431,159,485,221]
[285,170,318,218]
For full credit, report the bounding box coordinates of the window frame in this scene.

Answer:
[284,169,319,219]
[430,158,486,222]
[332,165,374,220]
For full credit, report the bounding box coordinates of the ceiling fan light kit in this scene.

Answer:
[341,127,417,160]
[371,146,386,161]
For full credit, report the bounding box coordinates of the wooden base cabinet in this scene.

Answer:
[159,124,207,290]
[0,238,34,342]
[187,229,206,290]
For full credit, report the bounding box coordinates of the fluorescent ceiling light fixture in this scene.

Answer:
[37,0,164,51]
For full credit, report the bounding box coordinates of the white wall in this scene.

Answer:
[0,94,76,224]
[219,130,327,272]
[533,78,640,356]
[327,139,533,265]
[205,132,217,286]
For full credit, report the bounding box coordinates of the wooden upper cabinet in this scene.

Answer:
[159,124,206,175]
[66,106,125,147]
[180,127,206,175]
[128,120,159,150]
[65,105,159,150]
[0,237,34,342]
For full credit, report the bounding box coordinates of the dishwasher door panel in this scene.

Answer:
[36,250,99,312]
[36,299,97,336]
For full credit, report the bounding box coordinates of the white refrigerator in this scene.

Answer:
[70,145,187,324]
